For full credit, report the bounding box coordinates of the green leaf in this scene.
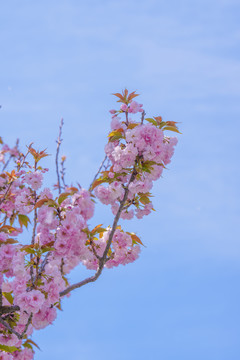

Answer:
[23,339,41,351]
[108,134,124,142]
[58,192,71,205]
[139,195,151,205]
[18,214,31,229]
[127,123,139,129]
[2,291,14,305]
[41,246,55,254]
[82,228,90,235]
[163,126,182,134]
[23,343,33,350]
[0,344,20,353]
[108,128,124,138]
[145,118,157,126]
[20,245,35,254]
[141,166,151,173]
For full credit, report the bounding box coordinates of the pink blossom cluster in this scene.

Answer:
[120,100,143,114]
[0,90,179,358]
[94,96,178,220]
[0,140,19,165]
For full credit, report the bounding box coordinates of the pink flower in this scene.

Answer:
[0,351,14,360]
[15,290,45,314]
[24,171,43,190]
[72,189,94,220]
[120,104,128,111]
[32,306,57,330]
[13,348,34,360]
[111,116,122,130]
[135,202,153,219]
[128,101,143,114]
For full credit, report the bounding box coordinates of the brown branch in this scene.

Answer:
[60,168,137,297]
[90,241,101,261]
[125,111,129,126]
[0,305,20,315]
[20,313,33,338]
[56,118,64,195]
[0,182,13,208]
[27,249,53,292]
[0,309,32,340]
[0,317,22,339]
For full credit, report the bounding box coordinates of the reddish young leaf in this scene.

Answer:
[128,91,139,102]
[34,198,49,209]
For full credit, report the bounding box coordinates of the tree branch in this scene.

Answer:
[60,156,67,188]
[88,155,108,192]
[141,110,146,125]
[56,118,64,195]
[0,305,20,315]
[1,139,19,172]
[0,144,32,207]
[0,317,22,339]
[30,161,38,285]
[0,307,33,340]
[60,168,137,297]
[21,313,33,338]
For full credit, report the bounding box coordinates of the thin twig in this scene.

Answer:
[125,111,129,126]
[1,139,19,172]
[56,118,64,195]
[88,155,107,191]
[0,307,33,339]
[90,242,101,261]
[0,144,32,207]
[20,313,33,338]
[27,252,51,292]
[60,157,66,188]
[30,161,38,285]
[0,317,21,339]
[141,110,146,125]
[2,155,13,172]
[60,168,136,297]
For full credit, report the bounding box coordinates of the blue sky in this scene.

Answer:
[1,0,240,359]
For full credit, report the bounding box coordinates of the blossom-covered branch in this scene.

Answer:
[60,167,136,297]
[0,89,180,359]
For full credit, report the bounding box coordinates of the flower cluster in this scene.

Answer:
[94,90,178,220]
[0,90,179,359]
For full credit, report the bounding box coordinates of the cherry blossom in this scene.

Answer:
[0,89,179,358]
